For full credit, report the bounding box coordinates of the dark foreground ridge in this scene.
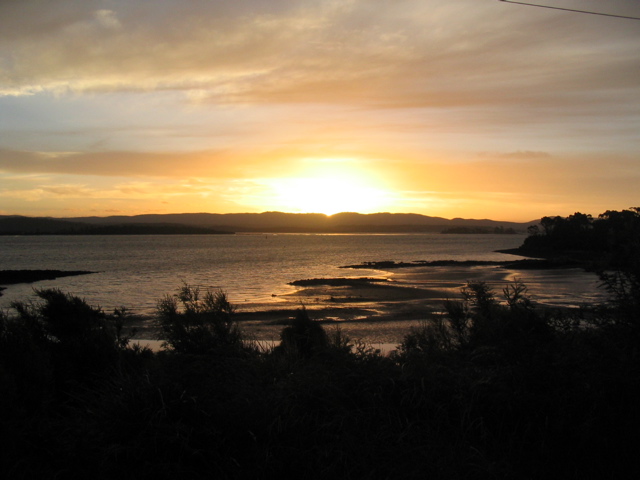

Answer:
[1,276,639,479]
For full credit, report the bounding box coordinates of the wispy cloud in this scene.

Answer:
[2,1,637,113]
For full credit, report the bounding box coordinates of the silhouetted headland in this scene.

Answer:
[0,269,96,296]
[497,208,640,274]
[0,216,233,235]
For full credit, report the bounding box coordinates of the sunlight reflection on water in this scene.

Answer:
[0,233,603,316]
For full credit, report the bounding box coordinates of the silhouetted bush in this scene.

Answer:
[156,284,246,356]
[0,289,153,479]
[394,278,640,479]
[0,308,52,417]
[276,307,329,359]
[7,289,134,388]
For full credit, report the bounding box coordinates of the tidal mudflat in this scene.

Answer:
[130,259,605,347]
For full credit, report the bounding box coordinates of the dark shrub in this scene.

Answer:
[156,284,245,355]
[9,289,127,386]
[277,308,328,358]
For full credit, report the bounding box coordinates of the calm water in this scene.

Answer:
[0,233,603,315]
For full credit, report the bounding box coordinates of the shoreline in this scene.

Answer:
[2,260,606,345]
[127,262,605,345]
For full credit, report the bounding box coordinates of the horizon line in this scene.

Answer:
[2,210,543,224]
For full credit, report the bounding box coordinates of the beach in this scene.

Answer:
[125,260,605,348]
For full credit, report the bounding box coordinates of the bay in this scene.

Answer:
[0,233,604,316]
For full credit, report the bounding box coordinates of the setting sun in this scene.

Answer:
[268,174,390,215]
[250,157,393,215]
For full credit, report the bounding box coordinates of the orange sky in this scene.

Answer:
[1,0,639,221]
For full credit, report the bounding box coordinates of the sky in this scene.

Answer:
[1,0,639,222]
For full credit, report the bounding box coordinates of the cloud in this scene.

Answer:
[1,0,637,120]
[379,153,640,205]
[480,151,552,160]
[0,147,307,179]
[40,184,95,197]
[0,149,231,178]
[94,10,121,30]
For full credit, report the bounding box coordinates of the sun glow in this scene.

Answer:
[267,165,391,215]
[271,177,388,215]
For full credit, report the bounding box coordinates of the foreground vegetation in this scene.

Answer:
[1,208,638,479]
[1,277,638,479]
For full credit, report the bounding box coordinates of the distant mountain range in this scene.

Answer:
[0,212,538,235]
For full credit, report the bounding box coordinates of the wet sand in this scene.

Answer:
[129,263,605,347]
[239,262,604,343]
